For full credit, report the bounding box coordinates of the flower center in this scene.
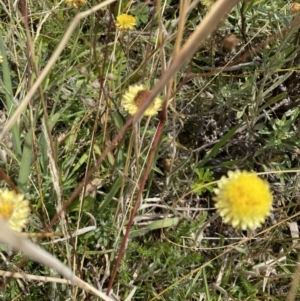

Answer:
[0,199,14,220]
[133,90,154,108]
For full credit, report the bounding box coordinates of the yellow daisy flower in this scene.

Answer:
[121,85,163,117]
[213,170,273,230]
[65,0,86,8]
[291,3,300,13]
[0,189,30,232]
[115,14,136,31]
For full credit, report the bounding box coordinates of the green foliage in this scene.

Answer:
[123,237,203,299]
[191,168,215,195]
[229,274,259,301]
[257,108,300,151]
[131,3,149,25]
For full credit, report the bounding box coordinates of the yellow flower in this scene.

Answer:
[0,54,3,64]
[115,14,136,31]
[0,189,30,232]
[291,3,300,13]
[65,0,86,8]
[213,170,273,230]
[121,85,163,116]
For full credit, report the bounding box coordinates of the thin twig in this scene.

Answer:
[0,219,114,301]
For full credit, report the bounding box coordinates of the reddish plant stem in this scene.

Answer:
[106,103,167,295]
[48,117,132,230]
[0,168,17,191]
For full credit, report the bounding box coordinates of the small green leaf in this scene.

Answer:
[191,168,215,195]
[68,196,95,212]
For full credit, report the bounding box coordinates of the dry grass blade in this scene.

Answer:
[0,270,72,284]
[0,0,116,143]
[0,219,114,301]
[131,0,241,123]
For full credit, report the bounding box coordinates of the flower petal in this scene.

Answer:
[213,170,273,230]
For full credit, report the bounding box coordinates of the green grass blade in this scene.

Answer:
[198,123,241,168]
[0,31,21,156]
[98,176,123,214]
[18,131,33,192]
[129,217,179,238]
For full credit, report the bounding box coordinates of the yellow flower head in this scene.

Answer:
[0,189,30,232]
[65,0,86,8]
[121,85,163,117]
[213,170,273,230]
[115,14,136,31]
[291,3,300,13]
[0,54,3,64]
